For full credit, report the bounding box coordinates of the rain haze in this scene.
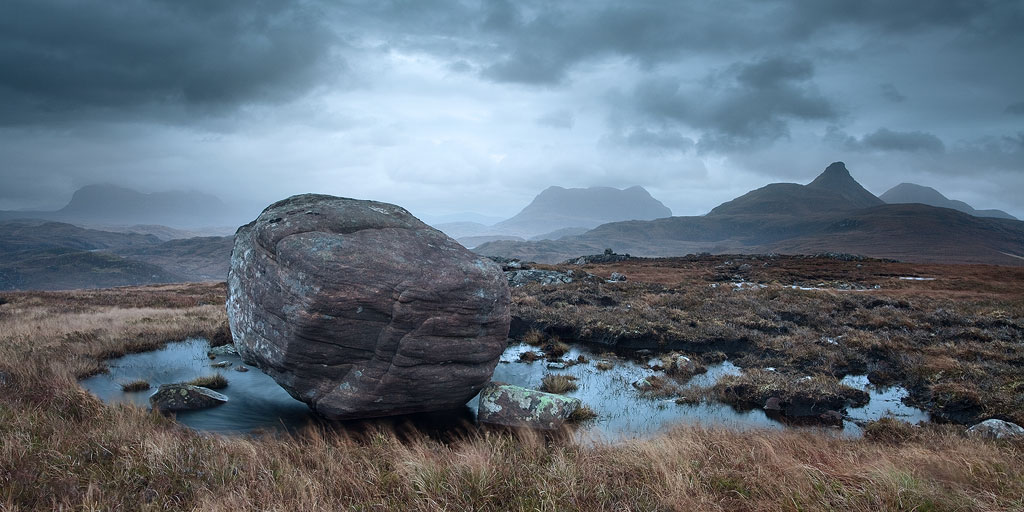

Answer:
[2,0,1022,222]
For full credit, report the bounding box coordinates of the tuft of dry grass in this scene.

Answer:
[187,374,228,390]
[541,337,571,360]
[540,374,578,394]
[119,379,150,392]
[518,350,543,362]
[863,417,922,444]
[522,328,545,346]
[568,405,598,423]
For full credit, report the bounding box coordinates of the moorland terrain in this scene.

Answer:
[1,255,1021,510]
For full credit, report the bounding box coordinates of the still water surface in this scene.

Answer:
[81,338,929,440]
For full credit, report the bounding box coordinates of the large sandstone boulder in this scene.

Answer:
[227,194,511,420]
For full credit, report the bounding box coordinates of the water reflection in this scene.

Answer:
[81,339,930,441]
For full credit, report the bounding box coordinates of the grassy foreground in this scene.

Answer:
[1,283,1023,510]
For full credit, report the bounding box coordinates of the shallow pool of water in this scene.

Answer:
[81,339,930,441]
[80,339,318,433]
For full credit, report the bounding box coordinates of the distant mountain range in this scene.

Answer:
[435,185,672,246]
[475,162,1024,266]
[0,184,242,229]
[880,183,1017,220]
[0,219,232,290]
[1,166,1021,290]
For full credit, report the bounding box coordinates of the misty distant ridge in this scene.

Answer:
[435,185,672,245]
[880,183,1017,221]
[0,183,243,231]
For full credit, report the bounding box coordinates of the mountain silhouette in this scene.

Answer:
[710,162,882,216]
[880,183,1017,220]
[475,162,1024,266]
[491,185,672,237]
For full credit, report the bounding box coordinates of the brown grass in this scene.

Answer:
[120,379,150,392]
[540,374,578,394]
[512,255,1024,425]
[518,350,543,362]
[1,281,1023,510]
[522,328,545,346]
[187,374,228,390]
[568,405,598,423]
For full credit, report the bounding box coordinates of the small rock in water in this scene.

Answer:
[477,383,581,430]
[234,365,249,372]
[546,361,567,370]
[764,396,783,411]
[149,384,228,412]
[211,361,231,368]
[966,419,1024,440]
[209,344,238,357]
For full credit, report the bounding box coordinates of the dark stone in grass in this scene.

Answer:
[150,384,227,412]
[477,383,581,430]
[506,269,580,287]
[227,194,511,420]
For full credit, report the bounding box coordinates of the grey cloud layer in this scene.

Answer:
[0,0,338,124]
[0,0,1021,217]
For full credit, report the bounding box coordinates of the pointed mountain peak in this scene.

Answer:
[806,161,883,209]
[823,161,850,176]
[809,161,852,185]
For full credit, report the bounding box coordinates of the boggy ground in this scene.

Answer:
[0,278,1022,510]
[513,254,1024,426]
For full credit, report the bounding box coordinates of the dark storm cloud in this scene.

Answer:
[0,0,339,125]
[827,128,946,153]
[780,0,1000,33]
[621,56,837,149]
[862,129,945,153]
[474,2,787,85]
[444,0,1024,86]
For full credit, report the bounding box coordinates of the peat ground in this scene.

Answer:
[0,258,1022,510]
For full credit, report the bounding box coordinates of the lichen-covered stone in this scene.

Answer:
[227,194,511,420]
[966,419,1024,440]
[477,383,581,430]
[149,384,228,412]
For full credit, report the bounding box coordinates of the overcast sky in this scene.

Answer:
[2,0,1022,221]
